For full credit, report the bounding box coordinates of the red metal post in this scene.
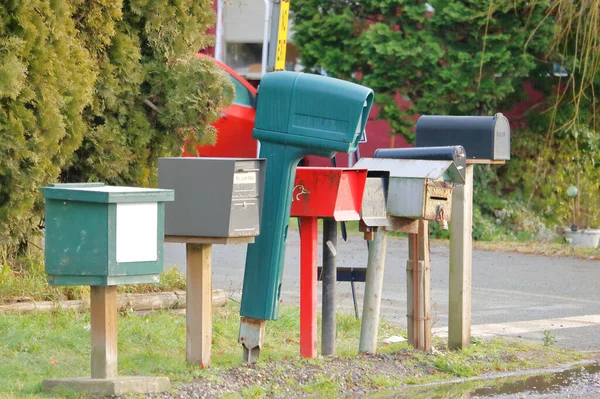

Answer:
[299,216,318,358]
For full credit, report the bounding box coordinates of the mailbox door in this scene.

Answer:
[360,173,389,227]
[423,180,453,221]
[44,200,109,283]
[229,159,264,236]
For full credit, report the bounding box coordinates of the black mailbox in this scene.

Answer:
[373,146,467,179]
[415,114,510,161]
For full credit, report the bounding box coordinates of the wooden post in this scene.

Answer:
[418,220,432,352]
[406,220,431,352]
[358,229,388,353]
[90,285,118,379]
[299,216,318,358]
[449,164,474,349]
[186,243,213,367]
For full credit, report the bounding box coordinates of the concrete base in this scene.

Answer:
[42,376,170,395]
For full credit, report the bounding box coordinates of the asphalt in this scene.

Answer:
[164,229,600,353]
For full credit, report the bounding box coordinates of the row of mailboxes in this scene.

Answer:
[41,157,461,285]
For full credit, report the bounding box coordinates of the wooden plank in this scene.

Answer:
[90,285,118,379]
[466,159,507,165]
[419,220,431,352]
[418,220,432,352]
[406,235,415,347]
[299,217,318,358]
[186,243,213,367]
[165,236,255,245]
[388,217,419,234]
[448,164,474,349]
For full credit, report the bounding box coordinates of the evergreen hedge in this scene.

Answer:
[0,0,233,246]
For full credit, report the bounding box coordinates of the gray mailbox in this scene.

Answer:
[415,113,510,161]
[158,158,266,238]
[353,158,464,221]
[355,170,389,239]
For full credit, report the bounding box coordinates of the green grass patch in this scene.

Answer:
[0,303,590,398]
[0,246,186,304]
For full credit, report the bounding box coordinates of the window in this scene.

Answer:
[230,76,253,107]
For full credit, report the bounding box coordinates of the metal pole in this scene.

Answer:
[261,0,271,76]
[300,216,318,358]
[358,229,388,353]
[215,0,224,61]
[266,0,281,72]
[321,218,337,356]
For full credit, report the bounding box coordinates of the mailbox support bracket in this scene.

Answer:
[239,317,266,363]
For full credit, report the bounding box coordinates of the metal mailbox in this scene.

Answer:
[158,157,266,238]
[358,170,390,230]
[353,158,464,221]
[290,168,368,220]
[42,183,174,286]
[415,113,510,161]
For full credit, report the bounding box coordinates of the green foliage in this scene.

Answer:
[542,330,556,347]
[0,1,233,246]
[291,0,554,140]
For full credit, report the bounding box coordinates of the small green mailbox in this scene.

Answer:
[42,183,174,286]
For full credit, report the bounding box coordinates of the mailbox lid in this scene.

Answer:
[290,167,367,221]
[42,183,174,204]
[373,146,467,179]
[353,158,464,184]
[253,72,374,153]
[415,114,510,161]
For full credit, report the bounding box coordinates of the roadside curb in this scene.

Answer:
[0,289,229,314]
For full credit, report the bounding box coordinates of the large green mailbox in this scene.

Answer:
[239,71,374,362]
[41,183,174,396]
[42,183,174,285]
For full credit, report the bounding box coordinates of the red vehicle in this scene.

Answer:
[183,58,259,158]
[184,58,409,162]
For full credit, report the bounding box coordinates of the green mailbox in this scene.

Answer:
[41,183,174,395]
[42,183,174,286]
[239,71,374,362]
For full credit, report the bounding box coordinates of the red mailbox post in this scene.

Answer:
[290,167,367,358]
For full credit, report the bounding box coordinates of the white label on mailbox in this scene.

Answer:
[116,202,158,263]
[234,172,257,185]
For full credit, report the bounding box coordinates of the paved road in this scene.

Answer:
[164,230,600,352]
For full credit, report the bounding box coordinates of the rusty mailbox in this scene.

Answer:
[290,167,368,359]
[354,158,463,221]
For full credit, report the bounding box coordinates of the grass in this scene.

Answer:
[0,245,185,304]
[0,302,590,398]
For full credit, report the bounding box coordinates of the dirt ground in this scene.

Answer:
[147,352,414,398]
